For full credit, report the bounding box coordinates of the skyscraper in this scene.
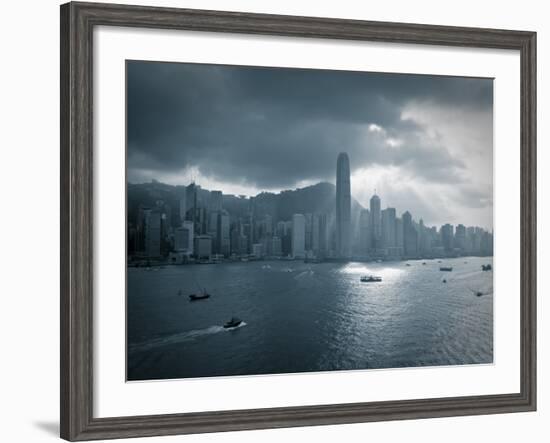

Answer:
[145,209,162,257]
[359,209,370,255]
[455,224,466,252]
[291,213,306,259]
[209,190,223,212]
[174,220,194,255]
[370,194,381,249]
[179,187,187,224]
[402,211,417,257]
[396,217,404,249]
[336,152,351,258]
[381,207,396,248]
[217,211,231,257]
[441,224,454,253]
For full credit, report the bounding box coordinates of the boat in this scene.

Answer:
[223,317,242,328]
[406,263,411,267]
[469,288,485,297]
[360,275,382,282]
[442,279,447,283]
[189,290,210,301]
[422,262,426,265]
[189,276,211,301]
[440,266,453,272]
[481,264,492,271]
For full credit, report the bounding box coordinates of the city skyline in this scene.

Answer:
[128,151,493,262]
[128,61,493,229]
[128,176,493,233]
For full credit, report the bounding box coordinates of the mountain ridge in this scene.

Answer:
[127,181,364,226]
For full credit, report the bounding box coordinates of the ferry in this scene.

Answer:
[360,275,382,283]
[223,317,243,328]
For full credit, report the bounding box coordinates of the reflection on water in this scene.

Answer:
[127,256,493,381]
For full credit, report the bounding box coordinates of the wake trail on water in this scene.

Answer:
[294,270,315,279]
[129,322,247,353]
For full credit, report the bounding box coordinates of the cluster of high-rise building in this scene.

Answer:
[354,202,493,259]
[128,152,493,263]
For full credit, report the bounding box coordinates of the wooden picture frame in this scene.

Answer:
[60,1,536,440]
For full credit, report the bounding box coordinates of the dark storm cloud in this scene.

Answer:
[127,61,492,189]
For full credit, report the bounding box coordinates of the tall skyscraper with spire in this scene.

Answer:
[336,152,351,258]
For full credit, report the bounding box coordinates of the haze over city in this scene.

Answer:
[127,60,493,230]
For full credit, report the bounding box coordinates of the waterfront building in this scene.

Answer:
[264,214,273,236]
[217,211,231,257]
[292,213,306,259]
[252,243,263,258]
[381,207,396,248]
[304,213,313,252]
[481,231,494,256]
[194,235,212,260]
[276,221,287,238]
[174,220,194,255]
[359,209,371,255]
[272,236,283,256]
[455,224,466,252]
[138,207,162,258]
[441,224,454,253]
[418,219,433,255]
[260,236,272,256]
[335,152,351,258]
[402,211,417,257]
[370,194,382,249]
[312,213,328,256]
[230,226,240,256]
[396,217,404,249]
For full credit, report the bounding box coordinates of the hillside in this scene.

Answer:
[127,181,364,225]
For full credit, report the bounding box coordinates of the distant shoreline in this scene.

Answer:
[127,255,494,268]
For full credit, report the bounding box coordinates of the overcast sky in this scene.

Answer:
[127,61,493,229]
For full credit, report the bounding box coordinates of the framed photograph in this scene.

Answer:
[60,1,536,440]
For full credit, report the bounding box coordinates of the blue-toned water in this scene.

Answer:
[127,256,493,381]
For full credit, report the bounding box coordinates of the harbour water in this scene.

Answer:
[127,256,493,381]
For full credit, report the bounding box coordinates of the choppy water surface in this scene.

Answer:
[127,257,493,380]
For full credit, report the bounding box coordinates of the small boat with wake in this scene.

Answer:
[469,288,488,297]
[189,290,210,301]
[223,317,242,329]
[360,275,382,283]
